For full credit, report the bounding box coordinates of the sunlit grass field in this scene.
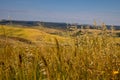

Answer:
[0,25,120,80]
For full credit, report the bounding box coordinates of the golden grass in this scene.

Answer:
[0,25,120,80]
[0,25,73,44]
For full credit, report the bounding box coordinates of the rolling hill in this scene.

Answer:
[0,25,73,46]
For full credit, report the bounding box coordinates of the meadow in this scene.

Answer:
[0,24,120,80]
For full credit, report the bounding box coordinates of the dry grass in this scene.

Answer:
[0,25,120,80]
[0,25,72,44]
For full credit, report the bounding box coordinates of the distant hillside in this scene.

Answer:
[0,20,67,29]
[0,20,120,30]
[0,25,72,45]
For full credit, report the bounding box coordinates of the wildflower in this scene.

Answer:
[113,71,119,75]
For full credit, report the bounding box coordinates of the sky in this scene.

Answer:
[0,0,120,25]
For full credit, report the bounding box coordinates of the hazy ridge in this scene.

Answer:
[0,20,120,30]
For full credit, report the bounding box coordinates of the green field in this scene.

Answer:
[0,25,120,80]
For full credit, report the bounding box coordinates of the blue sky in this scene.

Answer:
[0,0,120,25]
